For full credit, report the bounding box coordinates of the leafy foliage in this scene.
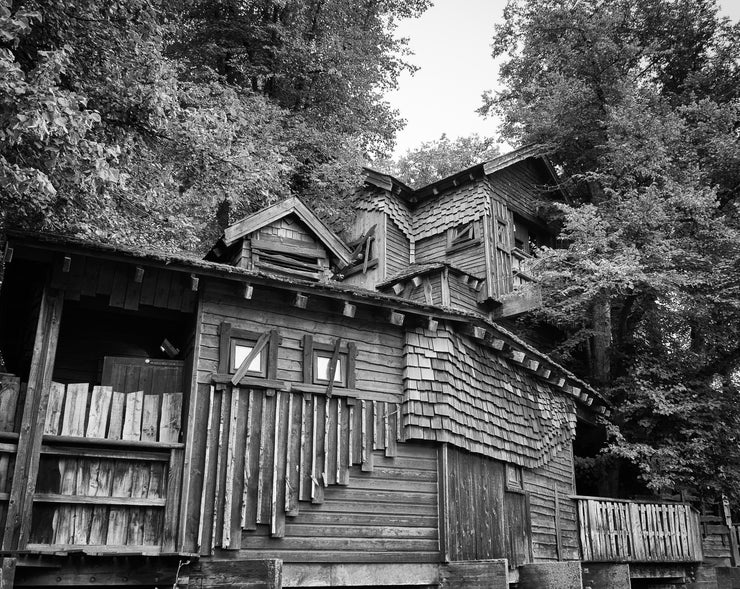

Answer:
[380,133,501,188]
[489,0,740,500]
[1,0,429,249]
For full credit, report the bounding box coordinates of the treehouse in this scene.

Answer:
[0,148,713,589]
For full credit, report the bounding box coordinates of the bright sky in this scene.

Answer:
[387,0,740,157]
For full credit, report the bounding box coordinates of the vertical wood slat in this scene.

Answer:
[196,386,214,555]
[162,448,184,552]
[211,389,229,550]
[285,394,301,515]
[159,392,183,443]
[270,392,287,537]
[222,389,240,548]
[0,376,20,433]
[121,391,144,441]
[44,382,65,435]
[61,383,89,437]
[86,386,112,438]
[299,394,313,502]
[257,393,275,522]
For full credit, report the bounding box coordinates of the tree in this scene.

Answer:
[381,133,500,188]
[2,0,430,249]
[487,0,740,501]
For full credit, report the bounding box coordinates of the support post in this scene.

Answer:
[2,287,64,551]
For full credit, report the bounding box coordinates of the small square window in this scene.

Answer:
[231,340,266,375]
[314,352,346,385]
[447,221,479,252]
[303,335,357,389]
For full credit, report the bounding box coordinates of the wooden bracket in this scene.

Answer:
[342,302,356,318]
[411,276,423,288]
[427,317,439,332]
[190,274,199,292]
[134,266,145,284]
[294,293,309,309]
[241,283,254,299]
[391,283,405,296]
[510,350,526,364]
[2,244,13,264]
[389,311,405,326]
[62,256,72,273]
[472,326,487,340]
[491,338,505,351]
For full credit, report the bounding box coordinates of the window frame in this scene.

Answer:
[447,220,480,253]
[302,335,357,389]
[219,322,279,380]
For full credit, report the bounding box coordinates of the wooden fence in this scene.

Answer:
[576,496,703,563]
[0,374,22,535]
[27,381,184,554]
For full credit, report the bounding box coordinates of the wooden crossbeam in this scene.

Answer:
[325,339,343,397]
[231,331,271,385]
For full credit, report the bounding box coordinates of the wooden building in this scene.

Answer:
[0,146,706,588]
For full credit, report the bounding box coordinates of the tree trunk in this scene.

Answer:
[591,292,612,385]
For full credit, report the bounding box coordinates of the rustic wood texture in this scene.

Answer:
[523,444,580,562]
[196,385,413,560]
[28,377,185,551]
[0,375,20,434]
[577,497,702,563]
[402,326,576,469]
[49,257,196,312]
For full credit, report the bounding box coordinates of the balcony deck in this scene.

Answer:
[576,495,703,563]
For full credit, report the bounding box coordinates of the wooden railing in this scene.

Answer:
[576,496,703,563]
[26,381,184,555]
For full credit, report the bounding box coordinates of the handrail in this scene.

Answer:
[577,497,703,563]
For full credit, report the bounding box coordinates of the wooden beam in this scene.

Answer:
[389,311,405,326]
[2,245,13,265]
[427,317,439,332]
[3,287,64,551]
[391,282,405,296]
[526,359,540,372]
[491,338,505,350]
[190,274,200,292]
[472,326,487,340]
[342,302,356,318]
[294,293,308,309]
[411,276,423,288]
[62,256,71,273]
[325,339,343,397]
[510,350,526,364]
[133,266,144,283]
[241,283,254,299]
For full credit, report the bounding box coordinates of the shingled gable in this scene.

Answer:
[222,196,352,267]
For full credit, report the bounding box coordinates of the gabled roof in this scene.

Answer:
[364,144,567,207]
[223,196,352,266]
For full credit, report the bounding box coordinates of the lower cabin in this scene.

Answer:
[0,230,654,589]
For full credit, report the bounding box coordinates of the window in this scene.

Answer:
[506,463,524,491]
[218,322,278,380]
[230,338,266,376]
[303,335,357,389]
[447,221,479,252]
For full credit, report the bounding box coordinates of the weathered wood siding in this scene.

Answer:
[385,217,410,278]
[441,445,506,562]
[340,210,385,290]
[523,443,579,562]
[486,160,551,220]
[239,444,439,563]
[414,232,487,279]
[183,279,439,560]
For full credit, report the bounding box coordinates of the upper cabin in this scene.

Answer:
[343,144,566,318]
[206,145,564,322]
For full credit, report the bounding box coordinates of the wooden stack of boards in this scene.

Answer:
[199,386,402,553]
[29,382,183,552]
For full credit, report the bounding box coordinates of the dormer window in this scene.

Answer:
[447,221,479,252]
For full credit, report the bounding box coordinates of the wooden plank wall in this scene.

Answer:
[441,445,507,562]
[486,160,548,220]
[523,443,580,562]
[414,233,487,279]
[29,382,183,551]
[195,386,439,563]
[48,255,196,313]
[385,216,410,278]
[182,283,408,554]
